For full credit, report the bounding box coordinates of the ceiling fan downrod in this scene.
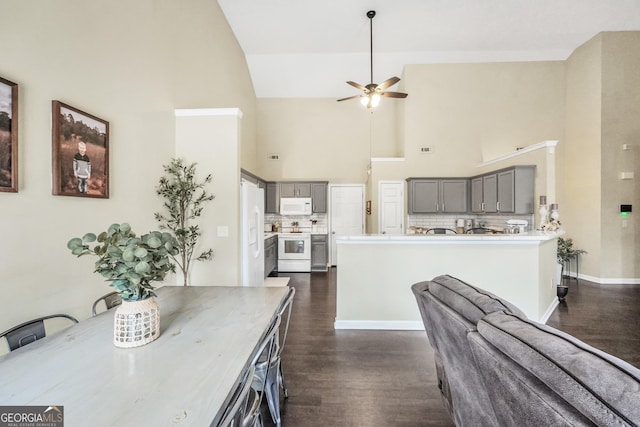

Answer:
[367,10,375,85]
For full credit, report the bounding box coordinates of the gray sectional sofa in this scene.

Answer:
[412,275,640,427]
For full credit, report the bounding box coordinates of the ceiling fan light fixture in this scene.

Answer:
[361,93,381,108]
[337,10,408,107]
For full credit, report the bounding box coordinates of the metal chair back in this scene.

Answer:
[91,291,122,316]
[1,314,79,351]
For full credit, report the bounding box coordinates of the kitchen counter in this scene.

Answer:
[338,231,561,243]
[264,233,277,240]
[335,231,564,329]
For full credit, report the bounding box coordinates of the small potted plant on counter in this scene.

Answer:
[67,223,179,347]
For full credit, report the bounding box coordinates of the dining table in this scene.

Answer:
[0,285,289,426]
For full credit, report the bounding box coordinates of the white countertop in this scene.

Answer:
[337,230,564,244]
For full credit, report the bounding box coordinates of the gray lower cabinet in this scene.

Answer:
[407,178,468,214]
[470,166,535,214]
[311,234,328,272]
[264,235,277,277]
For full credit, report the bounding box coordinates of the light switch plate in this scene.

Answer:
[217,226,229,237]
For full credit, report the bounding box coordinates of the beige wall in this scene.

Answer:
[564,32,640,282]
[255,98,398,182]
[257,62,566,233]
[600,33,640,279]
[0,0,257,332]
[564,35,603,279]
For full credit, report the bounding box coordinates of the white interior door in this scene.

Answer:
[329,185,365,266]
[379,181,404,235]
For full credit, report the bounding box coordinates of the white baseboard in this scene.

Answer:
[576,273,640,285]
[334,320,424,330]
[540,298,560,324]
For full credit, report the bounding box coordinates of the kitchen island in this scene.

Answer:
[335,231,563,329]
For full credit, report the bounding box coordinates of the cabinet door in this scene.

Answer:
[264,237,277,277]
[311,183,327,213]
[311,235,328,271]
[279,183,296,197]
[471,177,484,213]
[265,183,279,214]
[482,174,498,213]
[296,183,312,197]
[440,180,468,213]
[409,180,439,213]
[497,169,515,213]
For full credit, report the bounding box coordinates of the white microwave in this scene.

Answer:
[280,197,312,215]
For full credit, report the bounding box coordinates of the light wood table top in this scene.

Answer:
[0,285,288,426]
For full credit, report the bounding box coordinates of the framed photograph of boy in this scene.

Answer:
[0,76,18,193]
[52,100,109,198]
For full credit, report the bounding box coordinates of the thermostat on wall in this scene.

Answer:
[620,204,632,216]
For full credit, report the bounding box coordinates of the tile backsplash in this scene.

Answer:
[408,213,535,232]
[265,213,328,234]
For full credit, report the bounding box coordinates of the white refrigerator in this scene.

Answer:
[241,182,265,286]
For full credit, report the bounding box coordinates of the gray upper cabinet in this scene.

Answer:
[500,166,535,214]
[311,182,327,213]
[280,182,311,197]
[265,182,279,214]
[408,179,439,213]
[441,180,468,213]
[470,166,535,214]
[471,177,484,213]
[407,178,468,214]
[482,174,498,213]
[497,169,515,212]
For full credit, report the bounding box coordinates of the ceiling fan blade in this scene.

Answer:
[381,91,408,99]
[377,76,400,91]
[346,81,367,91]
[337,94,363,102]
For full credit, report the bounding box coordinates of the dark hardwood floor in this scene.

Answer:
[265,269,640,427]
[546,275,640,368]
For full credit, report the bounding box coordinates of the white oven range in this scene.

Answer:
[278,232,311,272]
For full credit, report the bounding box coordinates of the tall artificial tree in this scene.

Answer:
[155,158,214,286]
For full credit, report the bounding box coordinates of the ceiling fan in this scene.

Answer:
[337,10,408,108]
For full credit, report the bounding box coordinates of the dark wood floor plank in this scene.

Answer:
[265,269,640,426]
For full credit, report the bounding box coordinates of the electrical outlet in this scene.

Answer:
[419,146,433,154]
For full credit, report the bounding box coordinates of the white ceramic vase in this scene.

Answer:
[113,297,160,348]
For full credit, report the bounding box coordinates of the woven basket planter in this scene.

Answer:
[113,297,160,348]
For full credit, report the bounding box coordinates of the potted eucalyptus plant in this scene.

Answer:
[67,222,178,347]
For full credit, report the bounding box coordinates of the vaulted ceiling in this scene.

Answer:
[218,0,640,98]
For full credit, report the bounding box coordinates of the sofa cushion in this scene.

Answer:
[428,274,526,323]
[412,275,527,426]
[473,311,640,426]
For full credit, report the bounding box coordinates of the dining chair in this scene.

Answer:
[246,315,281,427]
[426,228,457,234]
[253,286,296,427]
[0,314,79,352]
[91,291,122,316]
[217,365,256,427]
[465,228,492,234]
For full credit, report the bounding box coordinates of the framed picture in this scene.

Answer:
[0,76,18,193]
[52,101,109,198]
